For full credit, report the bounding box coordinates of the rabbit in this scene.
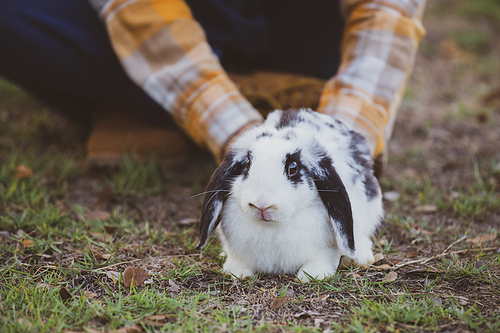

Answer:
[196,109,383,282]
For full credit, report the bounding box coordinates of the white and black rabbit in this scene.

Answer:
[196,109,383,282]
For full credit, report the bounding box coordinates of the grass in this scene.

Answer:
[1,103,500,332]
[450,30,490,53]
[103,156,170,197]
[458,0,500,26]
[0,172,499,333]
[0,273,242,332]
[342,296,500,333]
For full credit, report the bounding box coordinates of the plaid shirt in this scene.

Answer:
[88,0,426,159]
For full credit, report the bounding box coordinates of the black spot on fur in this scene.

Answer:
[256,131,273,140]
[306,109,318,116]
[364,172,379,200]
[304,119,321,131]
[276,110,301,129]
[348,131,379,200]
[349,131,370,168]
[283,130,296,141]
[325,122,336,130]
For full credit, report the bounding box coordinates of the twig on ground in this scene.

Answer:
[443,235,467,254]
[389,245,497,270]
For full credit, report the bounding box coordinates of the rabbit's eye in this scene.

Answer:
[246,160,251,170]
[287,161,298,177]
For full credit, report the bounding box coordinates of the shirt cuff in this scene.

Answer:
[181,75,264,160]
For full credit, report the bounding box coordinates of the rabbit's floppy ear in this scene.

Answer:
[311,156,355,257]
[196,152,247,249]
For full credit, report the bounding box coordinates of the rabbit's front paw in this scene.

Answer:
[223,257,255,279]
[350,238,376,267]
[341,247,375,270]
[297,260,338,282]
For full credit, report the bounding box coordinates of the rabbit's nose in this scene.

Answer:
[248,203,275,221]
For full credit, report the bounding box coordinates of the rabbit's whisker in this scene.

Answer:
[191,190,230,199]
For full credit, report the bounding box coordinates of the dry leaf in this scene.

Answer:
[92,249,103,259]
[18,317,33,328]
[22,239,34,248]
[37,283,55,290]
[415,205,438,213]
[104,225,118,234]
[89,232,113,243]
[97,186,113,206]
[123,244,140,252]
[421,229,439,236]
[144,314,176,327]
[59,287,72,302]
[123,266,150,288]
[106,271,120,284]
[84,291,98,299]
[466,232,497,246]
[112,324,142,333]
[347,273,361,279]
[404,251,419,259]
[14,164,34,179]
[92,248,112,260]
[381,271,398,282]
[84,328,101,333]
[474,260,489,269]
[270,294,290,310]
[168,279,180,292]
[409,224,421,236]
[432,296,443,306]
[94,252,112,260]
[81,210,110,222]
[374,253,385,262]
[314,318,325,328]
[293,310,321,318]
[373,264,392,270]
[374,236,388,247]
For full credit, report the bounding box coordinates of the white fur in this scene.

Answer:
[210,110,383,281]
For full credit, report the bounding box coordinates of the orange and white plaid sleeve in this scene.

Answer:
[318,0,426,157]
[88,0,263,160]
